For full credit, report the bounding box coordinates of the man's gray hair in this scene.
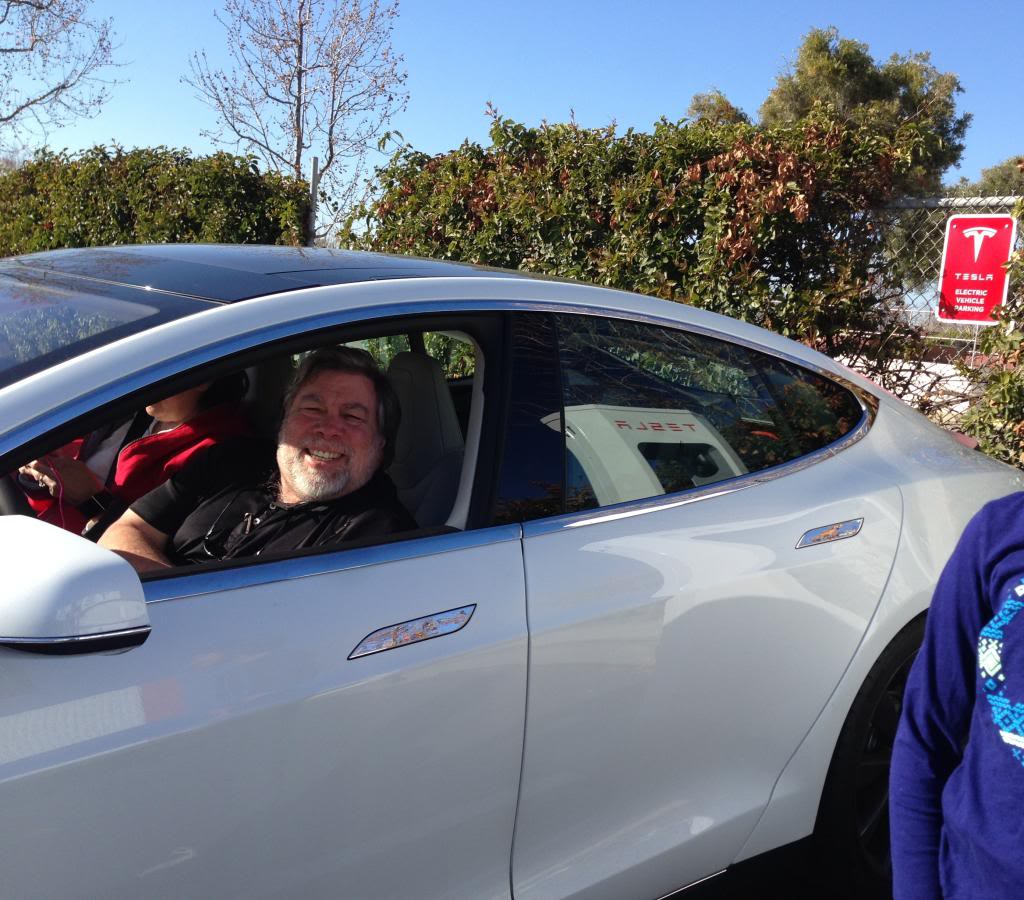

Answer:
[282,346,401,468]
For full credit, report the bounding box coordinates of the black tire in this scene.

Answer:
[813,616,925,899]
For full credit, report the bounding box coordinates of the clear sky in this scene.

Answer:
[27,0,1024,190]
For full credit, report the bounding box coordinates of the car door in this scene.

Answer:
[504,312,903,900]
[0,314,529,899]
[0,534,527,899]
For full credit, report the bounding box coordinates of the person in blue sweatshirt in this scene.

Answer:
[891,492,1024,900]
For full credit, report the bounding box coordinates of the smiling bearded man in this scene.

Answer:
[276,367,386,503]
[100,348,416,572]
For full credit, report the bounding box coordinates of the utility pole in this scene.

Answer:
[307,156,319,246]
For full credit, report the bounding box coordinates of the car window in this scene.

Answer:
[6,314,498,575]
[552,314,865,510]
[0,270,204,391]
[493,314,564,524]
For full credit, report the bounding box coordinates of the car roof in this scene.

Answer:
[0,244,527,303]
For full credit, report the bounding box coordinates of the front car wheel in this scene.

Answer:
[813,617,925,898]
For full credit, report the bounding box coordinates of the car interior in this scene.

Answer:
[236,330,480,531]
[1,318,489,563]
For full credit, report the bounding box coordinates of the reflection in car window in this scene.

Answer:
[0,270,203,391]
[553,314,864,510]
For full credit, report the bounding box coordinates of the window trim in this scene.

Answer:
[0,297,876,466]
[0,300,504,466]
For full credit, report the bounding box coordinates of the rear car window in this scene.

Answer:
[554,314,866,511]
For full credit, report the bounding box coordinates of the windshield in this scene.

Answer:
[0,270,207,390]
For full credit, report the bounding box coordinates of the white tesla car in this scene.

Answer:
[0,245,1017,899]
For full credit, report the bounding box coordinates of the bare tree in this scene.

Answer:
[185,0,407,233]
[0,0,115,148]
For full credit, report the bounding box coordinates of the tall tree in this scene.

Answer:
[759,27,969,193]
[959,156,1024,197]
[185,0,407,231]
[0,0,115,150]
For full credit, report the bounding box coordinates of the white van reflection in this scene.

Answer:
[543,404,750,507]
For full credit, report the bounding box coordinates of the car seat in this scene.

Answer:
[243,356,296,440]
[386,351,465,527]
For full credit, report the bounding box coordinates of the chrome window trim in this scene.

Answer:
[2,299,473,457]
[142,523,522,604]
[4,284,880,550]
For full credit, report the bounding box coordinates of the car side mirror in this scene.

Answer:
[0,516,151,654]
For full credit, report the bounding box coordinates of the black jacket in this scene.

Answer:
[132,440,415,565]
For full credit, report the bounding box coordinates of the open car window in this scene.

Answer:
[4,314,496,576]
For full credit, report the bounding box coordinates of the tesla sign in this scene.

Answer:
[937,214,1017,324]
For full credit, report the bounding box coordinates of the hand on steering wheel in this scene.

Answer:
[18,456,102,505]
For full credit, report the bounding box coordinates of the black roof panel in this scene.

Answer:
[0,244,524,303]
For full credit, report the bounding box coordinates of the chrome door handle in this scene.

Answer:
[349,605,476,659]
[796,518,864,549]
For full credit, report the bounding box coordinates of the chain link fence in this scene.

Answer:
[870,196,1022,425]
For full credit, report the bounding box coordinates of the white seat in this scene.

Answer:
[387,351,465,527]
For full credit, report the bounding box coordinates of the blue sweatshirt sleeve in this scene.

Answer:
[890,508,993,900]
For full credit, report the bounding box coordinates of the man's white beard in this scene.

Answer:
[277,445,352,502]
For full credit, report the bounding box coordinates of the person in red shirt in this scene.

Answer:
[18,372,251,535]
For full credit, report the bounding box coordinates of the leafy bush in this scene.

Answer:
[0,145,309,254]
[342,112,935,393]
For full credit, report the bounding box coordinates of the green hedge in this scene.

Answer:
[343,113,939,391]
[0,146,310,254]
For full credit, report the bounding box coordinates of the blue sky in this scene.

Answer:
[30,0,1024,189]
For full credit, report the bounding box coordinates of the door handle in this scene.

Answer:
[796,518,863,549]
[349,605,476,659]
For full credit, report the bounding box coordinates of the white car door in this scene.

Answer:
[512,462,901,900]
[0,530,527,900]
[502,311,902,900]
[0,296,529,900]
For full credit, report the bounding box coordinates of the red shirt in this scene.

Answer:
[29,404,252,533]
